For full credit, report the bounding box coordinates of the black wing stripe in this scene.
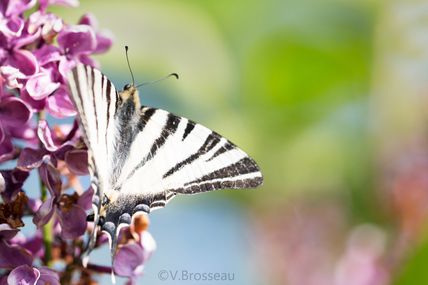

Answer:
[88,66,99,140]
[70,67,92,148]
[206,140,235,162]
[148,113,181,158]
[163,132,221,179]
[182,120,195,140]
[183,157,260,186]
[174,176,263,194]
[106,78,113,111]
[103,75,110,152]
[125,113,180,181]
[138,107,156,131]
[150,201,166,208]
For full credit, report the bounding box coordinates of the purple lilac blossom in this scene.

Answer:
[113,228,156,282]
[0,224,32,268]
[0,0,154,282]
[7,264,60,285]
[11,230,44,259]
[0,168,29,202]
[30,161,88,238]
[0,92,34,162]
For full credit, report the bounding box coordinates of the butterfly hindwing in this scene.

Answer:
[67,64,263,258]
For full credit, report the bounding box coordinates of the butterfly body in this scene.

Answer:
[67,64,263,258]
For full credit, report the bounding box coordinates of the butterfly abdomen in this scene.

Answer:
[111,91,141,184]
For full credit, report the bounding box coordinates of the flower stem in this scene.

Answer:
[38,110,53,265]
[40,182,53,265]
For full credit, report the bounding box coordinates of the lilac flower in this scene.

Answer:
[37,120,79,154]
[26,68,61,100]
[114,243,145,277]
[11,231,44,259]
[28,11,63,40]
[0,1,37,17]
[0,30,40,81]
[0,0,158,281]
[25,11,112,117]
[113,229,156,282]
[0,93,34,162]
[7,265,59,285]
[32,162,88,238]
[58,25,96,58]
[0,223,32,269]
[39,0,78,12]
[0,0,112,120]
[7,265,39,285]
[17,120,81,170]
[1,65,25,89]
[15,119,89,239]
[0,168,29,202]
[0,0,41,81]
[65,149,89,175]
[78,13,113,55]
[57,13,113,75]
[46,85,77,118]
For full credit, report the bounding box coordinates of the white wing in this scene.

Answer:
[67,64,119,256]
[116,107,263,207]
[67,64,119,186]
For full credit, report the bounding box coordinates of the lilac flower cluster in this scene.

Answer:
[0,1,155,283]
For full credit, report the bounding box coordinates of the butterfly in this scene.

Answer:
[67,62,263,262]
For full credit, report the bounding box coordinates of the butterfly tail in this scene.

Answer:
[82,205,100,267]
[104,226,120,284]
[109,240,117,285]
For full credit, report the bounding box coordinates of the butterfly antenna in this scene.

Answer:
[136,73,179,88]
[125,45,135,86]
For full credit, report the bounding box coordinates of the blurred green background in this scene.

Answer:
[57,0,428,284]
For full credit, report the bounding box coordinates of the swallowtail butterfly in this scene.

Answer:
[67,62,263,261]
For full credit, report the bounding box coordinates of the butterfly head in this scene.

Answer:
[119,83,140,106]
[123,83,133,91]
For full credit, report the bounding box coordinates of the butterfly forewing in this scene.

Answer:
[67,63,263,258]
[68,64,119,179]
[67,64,120,255]
[117,108,263,197]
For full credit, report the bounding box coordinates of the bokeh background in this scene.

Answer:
[52,0,428,284]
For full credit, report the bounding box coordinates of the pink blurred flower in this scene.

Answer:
[334,225,389,285]
[255,201,391,285]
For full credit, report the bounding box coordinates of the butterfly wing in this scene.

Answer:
[114,107,262,201]
[67,64,119,257]
[68,64,263,259]
[100,107,263,245]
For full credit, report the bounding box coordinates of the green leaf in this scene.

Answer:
[394,234,428,285]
